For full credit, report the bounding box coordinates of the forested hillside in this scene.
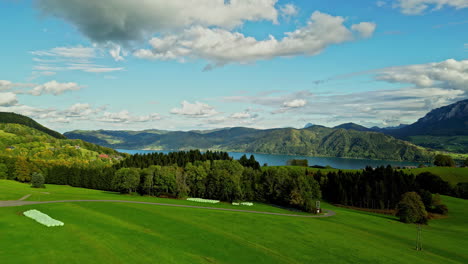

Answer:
[0,123,120,160]
[66,126,434,162]
[0,112,66,139]
[0,122,124,182]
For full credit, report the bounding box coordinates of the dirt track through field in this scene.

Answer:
[0,199,336,218]
[17,194,31,201]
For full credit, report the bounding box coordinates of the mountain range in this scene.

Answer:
[3,99,466,163]
[65,99,468,161]
[65,126,434,162]
[333,100,468,153]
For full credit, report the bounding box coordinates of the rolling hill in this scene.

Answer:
[65,125,434,162]
[0,113,122,162]
[0,112,65,139]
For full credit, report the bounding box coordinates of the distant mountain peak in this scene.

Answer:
[334,123,370,132]
[304,123,315,128]
[418,99,468,124]
[387,99,468,137]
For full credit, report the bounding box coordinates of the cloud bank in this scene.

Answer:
[36,0,279,43]
[395,0,468,15]
[31,80,83,96]
[170,101,219,117]
[134,12,376,69]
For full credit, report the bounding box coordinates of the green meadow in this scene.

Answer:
[400,167,468,186]
[0,180,467,264]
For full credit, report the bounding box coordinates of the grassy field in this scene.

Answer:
[0,180,467,263]
[400,167,468,186]
[0,180,310,215]
[408,135,468,154]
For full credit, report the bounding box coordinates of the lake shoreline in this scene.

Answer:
[116,149,431,170]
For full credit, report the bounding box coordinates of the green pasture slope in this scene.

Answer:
[400,167,468,186]
[1,180,467,264]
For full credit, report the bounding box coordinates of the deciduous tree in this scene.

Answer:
[112,168,140,194]
[31,172,45,188]
[433,154,455,167]
[396,192,428,224]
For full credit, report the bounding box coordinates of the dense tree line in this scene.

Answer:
[316,166,461,210]
[111,161,322,212]
[114,150,233,169]
[42,160,321,212]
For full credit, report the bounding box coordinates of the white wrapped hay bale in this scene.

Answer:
[23,209,64,227]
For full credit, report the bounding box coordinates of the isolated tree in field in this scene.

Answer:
[433,154,455,167]
[396,192,428,224]
[112,168,140,194]
[31,172,45,188]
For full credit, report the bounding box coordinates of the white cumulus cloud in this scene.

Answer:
[31,80,83,96]
[134,11,376,69]
[62,103,99,118]
[395,0,468,15]
[351,22,377,38]
[0,80,13,91]
[280,3,299,19]
[109,45,125,61]
[375,59,468,91]
[231,112,252,119]
[0,92,18,106]
[98,110,160,123]
[171,101,219,117]
[283,99,307,108]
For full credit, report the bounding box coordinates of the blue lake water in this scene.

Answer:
[117,149,428,170]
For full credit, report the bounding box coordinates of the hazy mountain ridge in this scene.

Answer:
[334,123,370,132]
[318,100,468,153]
[388,99,468,137]
[65,125,434,162]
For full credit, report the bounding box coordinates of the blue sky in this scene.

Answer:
[0,0,466,132]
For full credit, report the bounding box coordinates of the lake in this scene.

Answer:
[116,149,428,170]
